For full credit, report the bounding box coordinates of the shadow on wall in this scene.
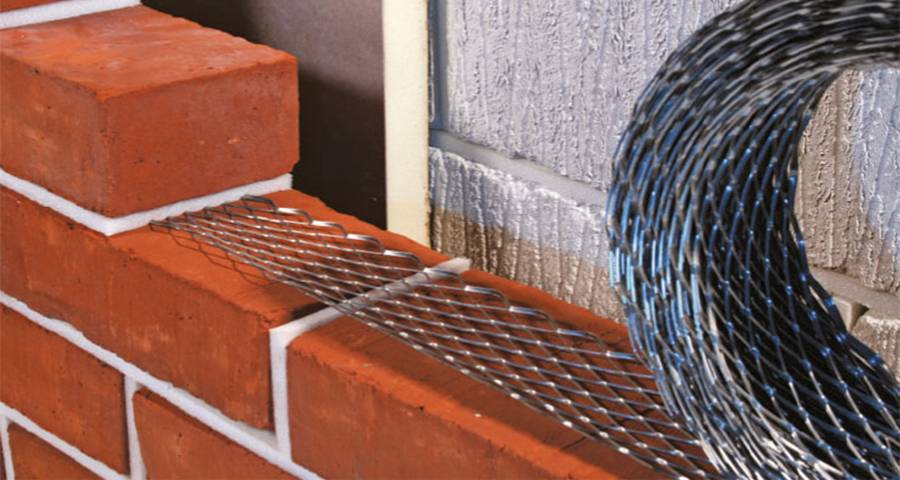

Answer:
[144,0,387,228]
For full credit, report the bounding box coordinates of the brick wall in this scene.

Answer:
[0,3,664,478]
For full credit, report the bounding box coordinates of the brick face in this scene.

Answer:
[0,187,320,429]
[7,425,98,480]
[0,0,56,12]
[288,317,656,479]
[0,6,298,216]
[0,305,128,474]
[132,390,292,480]
[0,187,447,430]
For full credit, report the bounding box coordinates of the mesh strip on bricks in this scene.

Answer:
[152,195,715,479]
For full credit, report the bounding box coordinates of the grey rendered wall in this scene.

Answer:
[797,69,900,296]
[429,138,623,318]
[428,0,899,372]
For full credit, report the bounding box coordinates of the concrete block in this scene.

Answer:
[429,147,624,320]
[797,69,900,298]
[851,311,900,382]
[810,268,900,322]
[831,295,866,329]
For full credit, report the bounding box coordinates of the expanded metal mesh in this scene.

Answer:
[151,196,716,478]
[607,0,900,478]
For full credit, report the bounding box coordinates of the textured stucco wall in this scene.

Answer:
[429,0,900,341]
[797,69,900,296]
[438,0,742,187]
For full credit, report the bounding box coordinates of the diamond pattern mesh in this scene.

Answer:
[607,0,900,478]
[152,196,716,478]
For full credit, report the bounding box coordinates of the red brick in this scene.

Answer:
[7,425,98,480]
[0,188,446,429]
[288,316,656,479]
[0,6,298,216]
[0,0,56,12]
[1,189,311,429]
[132,390,291,480]
[0,306,128,473]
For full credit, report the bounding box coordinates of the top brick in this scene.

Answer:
[0,0,58,12]
[0,6,298,216]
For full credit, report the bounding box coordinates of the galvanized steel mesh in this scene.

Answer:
[151,196,715,478]
[151,0,900,478]
[608,0,900,478]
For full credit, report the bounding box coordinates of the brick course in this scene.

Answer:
[0,187,450,430]
[0,6,298,216]
[0,187,319,429]
[281,214,665,478]
[1,180,671,477]
[0,305,128,474]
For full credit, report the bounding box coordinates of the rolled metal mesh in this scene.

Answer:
[607,0,900,478]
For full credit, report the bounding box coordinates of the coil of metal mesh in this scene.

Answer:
[607,0,900,478]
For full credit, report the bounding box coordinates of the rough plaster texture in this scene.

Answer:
[438,0,742,187]
[798,69,900,298]
[429,148,623,319]
[430,0,900,333]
